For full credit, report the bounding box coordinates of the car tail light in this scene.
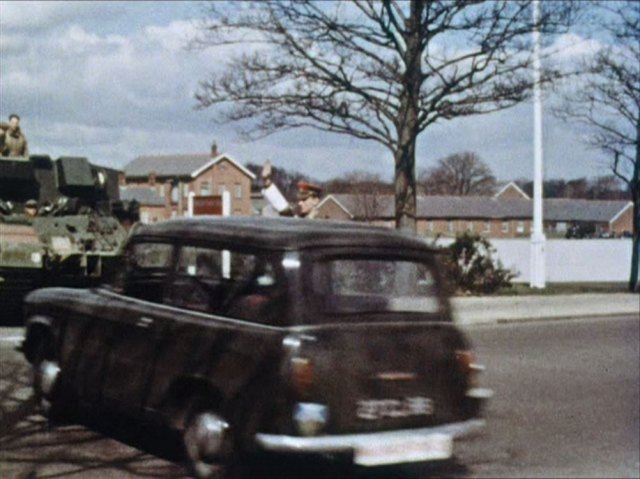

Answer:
[456,350,493,410]
[290,357,314,399]
[455,350,485,387]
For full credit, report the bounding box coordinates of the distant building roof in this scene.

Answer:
[124,153,256,180]
[543,199,632,223]
[119,186,165,206]
[495,181,530,199]
[321,194,631,223]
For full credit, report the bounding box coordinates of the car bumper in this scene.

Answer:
[255,418,485,456]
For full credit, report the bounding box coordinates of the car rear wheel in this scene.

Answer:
[183,402,236,479]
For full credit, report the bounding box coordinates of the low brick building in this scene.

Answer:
[315,194,633,239]
[121,145,256,223]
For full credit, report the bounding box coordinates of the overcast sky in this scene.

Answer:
[0,1,616,183]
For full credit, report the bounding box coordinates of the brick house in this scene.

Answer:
[121,145,256,223]
[315,194,633,238]
[119,186,166,225]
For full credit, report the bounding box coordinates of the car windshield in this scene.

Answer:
[311,257,443,316]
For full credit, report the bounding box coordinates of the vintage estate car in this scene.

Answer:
[22,216,491,478]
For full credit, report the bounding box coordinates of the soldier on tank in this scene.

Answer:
[24,199,38,217]
[0,114,29,157]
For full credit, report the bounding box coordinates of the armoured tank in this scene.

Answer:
[0,154,132,324]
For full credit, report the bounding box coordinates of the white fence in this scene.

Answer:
[431,238,633,283]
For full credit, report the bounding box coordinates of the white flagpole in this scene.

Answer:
[530,0,546,288]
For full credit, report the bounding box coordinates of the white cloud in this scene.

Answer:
[144,20,196,52]
[544,32,603,63]
[0,1,116,31]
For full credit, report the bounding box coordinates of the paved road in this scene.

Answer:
[0,315,638,478]
[456,314,640,478]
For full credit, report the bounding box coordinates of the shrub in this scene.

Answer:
[438,232,515,295]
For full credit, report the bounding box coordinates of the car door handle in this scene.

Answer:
[136,317,154,328]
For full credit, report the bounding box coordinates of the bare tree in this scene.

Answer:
[324,170,393,193]
[554,0,639,291]
[193,1,574,231]
[327,171,393,222]
[418,151,497,196]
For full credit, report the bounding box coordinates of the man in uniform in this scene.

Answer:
[261,160,323,218]
[294,180,323,218]
[0,114,29,157]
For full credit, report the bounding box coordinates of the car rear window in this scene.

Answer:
[311,257,443,316]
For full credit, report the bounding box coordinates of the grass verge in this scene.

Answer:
[491,282,630,296]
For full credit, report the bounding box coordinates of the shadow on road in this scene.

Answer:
[0,413,186,478]
[0,364,35,438]
[0,345,186,478]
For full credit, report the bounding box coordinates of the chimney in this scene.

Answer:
[211,141,218,158]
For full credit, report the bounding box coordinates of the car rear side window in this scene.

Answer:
[311,257,442,317]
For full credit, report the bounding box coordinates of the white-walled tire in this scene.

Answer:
[183,407,235,479]
[34,359,60,412]
[31,337,59,415]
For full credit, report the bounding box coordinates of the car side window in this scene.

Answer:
[164,245,286,324]
[224,258,288,324]
[165,245,257,314]
[123,241,173,303]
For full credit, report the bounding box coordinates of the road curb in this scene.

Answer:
[452,293,639,326]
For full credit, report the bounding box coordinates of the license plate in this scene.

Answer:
[354,433,452,466]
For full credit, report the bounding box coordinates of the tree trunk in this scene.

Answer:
[394,141,417,232]
[393,0,422,233]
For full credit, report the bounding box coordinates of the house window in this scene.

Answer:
[234,183,242,199]
[484,221,491,233]
[428,221,434,233]
[448,220,454,233]
[183,184,190,197]
[171,186,179,203]
[158,185,165,198]
[502,221,509,233]
[200,181,211,196]
[556,222,567,233]
[218,184,227,195]
[140,211,150,224]
[517,221,525,234]
[467,222,474,232]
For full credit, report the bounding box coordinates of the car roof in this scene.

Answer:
[132,216,435,253]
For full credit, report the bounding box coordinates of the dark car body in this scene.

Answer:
[23,216,489,477]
